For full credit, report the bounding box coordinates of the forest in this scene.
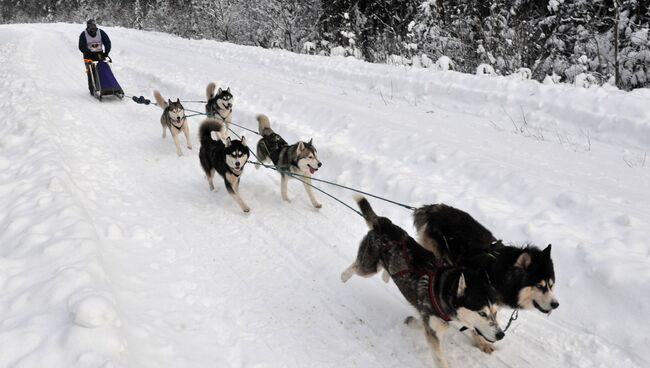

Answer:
[2,0,649,90]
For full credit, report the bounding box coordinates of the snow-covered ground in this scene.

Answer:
[1,23,649,368]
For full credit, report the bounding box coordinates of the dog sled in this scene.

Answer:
[85,56,124,101]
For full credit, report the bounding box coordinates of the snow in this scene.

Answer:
[476,63,496,76]
[630,28,648,46]
[507,68,532,80]
[302,41,315,53]
[435,56,454,71]
[1,23,649,368]
[547,0,565,13]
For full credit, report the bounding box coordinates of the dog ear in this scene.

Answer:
[217,88,222,94]
[456,272,467,298]
[543,244,552,257]
[296,141,305,153]
[227,87,230,92]
[168,99,172,105]
[176,98,180,103]
[308,138,313,145]
[515,252,532,269]
[225,137,232,147]
[241,136,247,146]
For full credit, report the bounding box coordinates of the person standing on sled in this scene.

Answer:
[78,20,111,95]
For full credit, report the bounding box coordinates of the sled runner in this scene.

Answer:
[85,56,124,101]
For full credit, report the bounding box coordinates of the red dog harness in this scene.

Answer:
[388,239,452,321]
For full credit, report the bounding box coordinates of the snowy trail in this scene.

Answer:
[1,23,649,368]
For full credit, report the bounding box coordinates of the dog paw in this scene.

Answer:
[340,270,352,283]
[404,316,422,328]
[476,341,496,354]
[313,203,322,209]
[242,207,251,213]
[282,198,292,203]
[382,269,390,283]
[187,145,193,150]
[176,151,183,156]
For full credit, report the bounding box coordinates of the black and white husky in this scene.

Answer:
[255,114,323,208]
[205,82,233,130]
[342,197,504,367]
[198,119,250,212]
[153,90,192,156]
[412,204,559,314]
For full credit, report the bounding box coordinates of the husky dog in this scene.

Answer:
[153,90,192,156]
[198,119,250,212]
[205,82,233,130]
[342,197,504,367]
[413,204,559,314]
[255,114,323,208]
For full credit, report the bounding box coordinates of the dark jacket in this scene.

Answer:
[78,29,111,59]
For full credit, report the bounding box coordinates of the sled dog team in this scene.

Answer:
[153,84,559,368]
[155,84,321,213]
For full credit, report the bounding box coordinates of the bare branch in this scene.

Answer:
[500,106,519,132]
[379,89,388,105]
[623,156,634,168]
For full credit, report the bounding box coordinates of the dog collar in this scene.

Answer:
[216,109,231,122]
[231,163,246,176]
[170,119,185,129]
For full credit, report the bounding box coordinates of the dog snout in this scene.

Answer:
[495,330,505,341]
[550,300,559,309]
[235,162,240,167]
[317,162,322,168]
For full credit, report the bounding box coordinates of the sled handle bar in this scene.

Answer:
[83,55,112,64]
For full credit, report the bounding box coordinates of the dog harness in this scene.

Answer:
[170,119,185,129]
[388,239,453,322]
[229,168,243,177]
[262,133,290,168]
[215,109,231,121]
[423,269,453,322]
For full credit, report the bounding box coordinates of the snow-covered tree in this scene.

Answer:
[2,0,648,89]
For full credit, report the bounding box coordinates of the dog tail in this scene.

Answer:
[354,195,379,228]
[257,114,274,137]
[199,119,225,146]
[153,90,167,109]
[206,82,216,100]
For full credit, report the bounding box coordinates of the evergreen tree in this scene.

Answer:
[1,0,648,89]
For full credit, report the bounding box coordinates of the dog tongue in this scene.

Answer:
[309,167,316,174]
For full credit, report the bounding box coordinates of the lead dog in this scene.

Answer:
[205,82,233,131]
[413,204,559,314]
[342,197,504,368]
[153,90,192,156]
[198,119,250,212]
[255,114,322,208]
